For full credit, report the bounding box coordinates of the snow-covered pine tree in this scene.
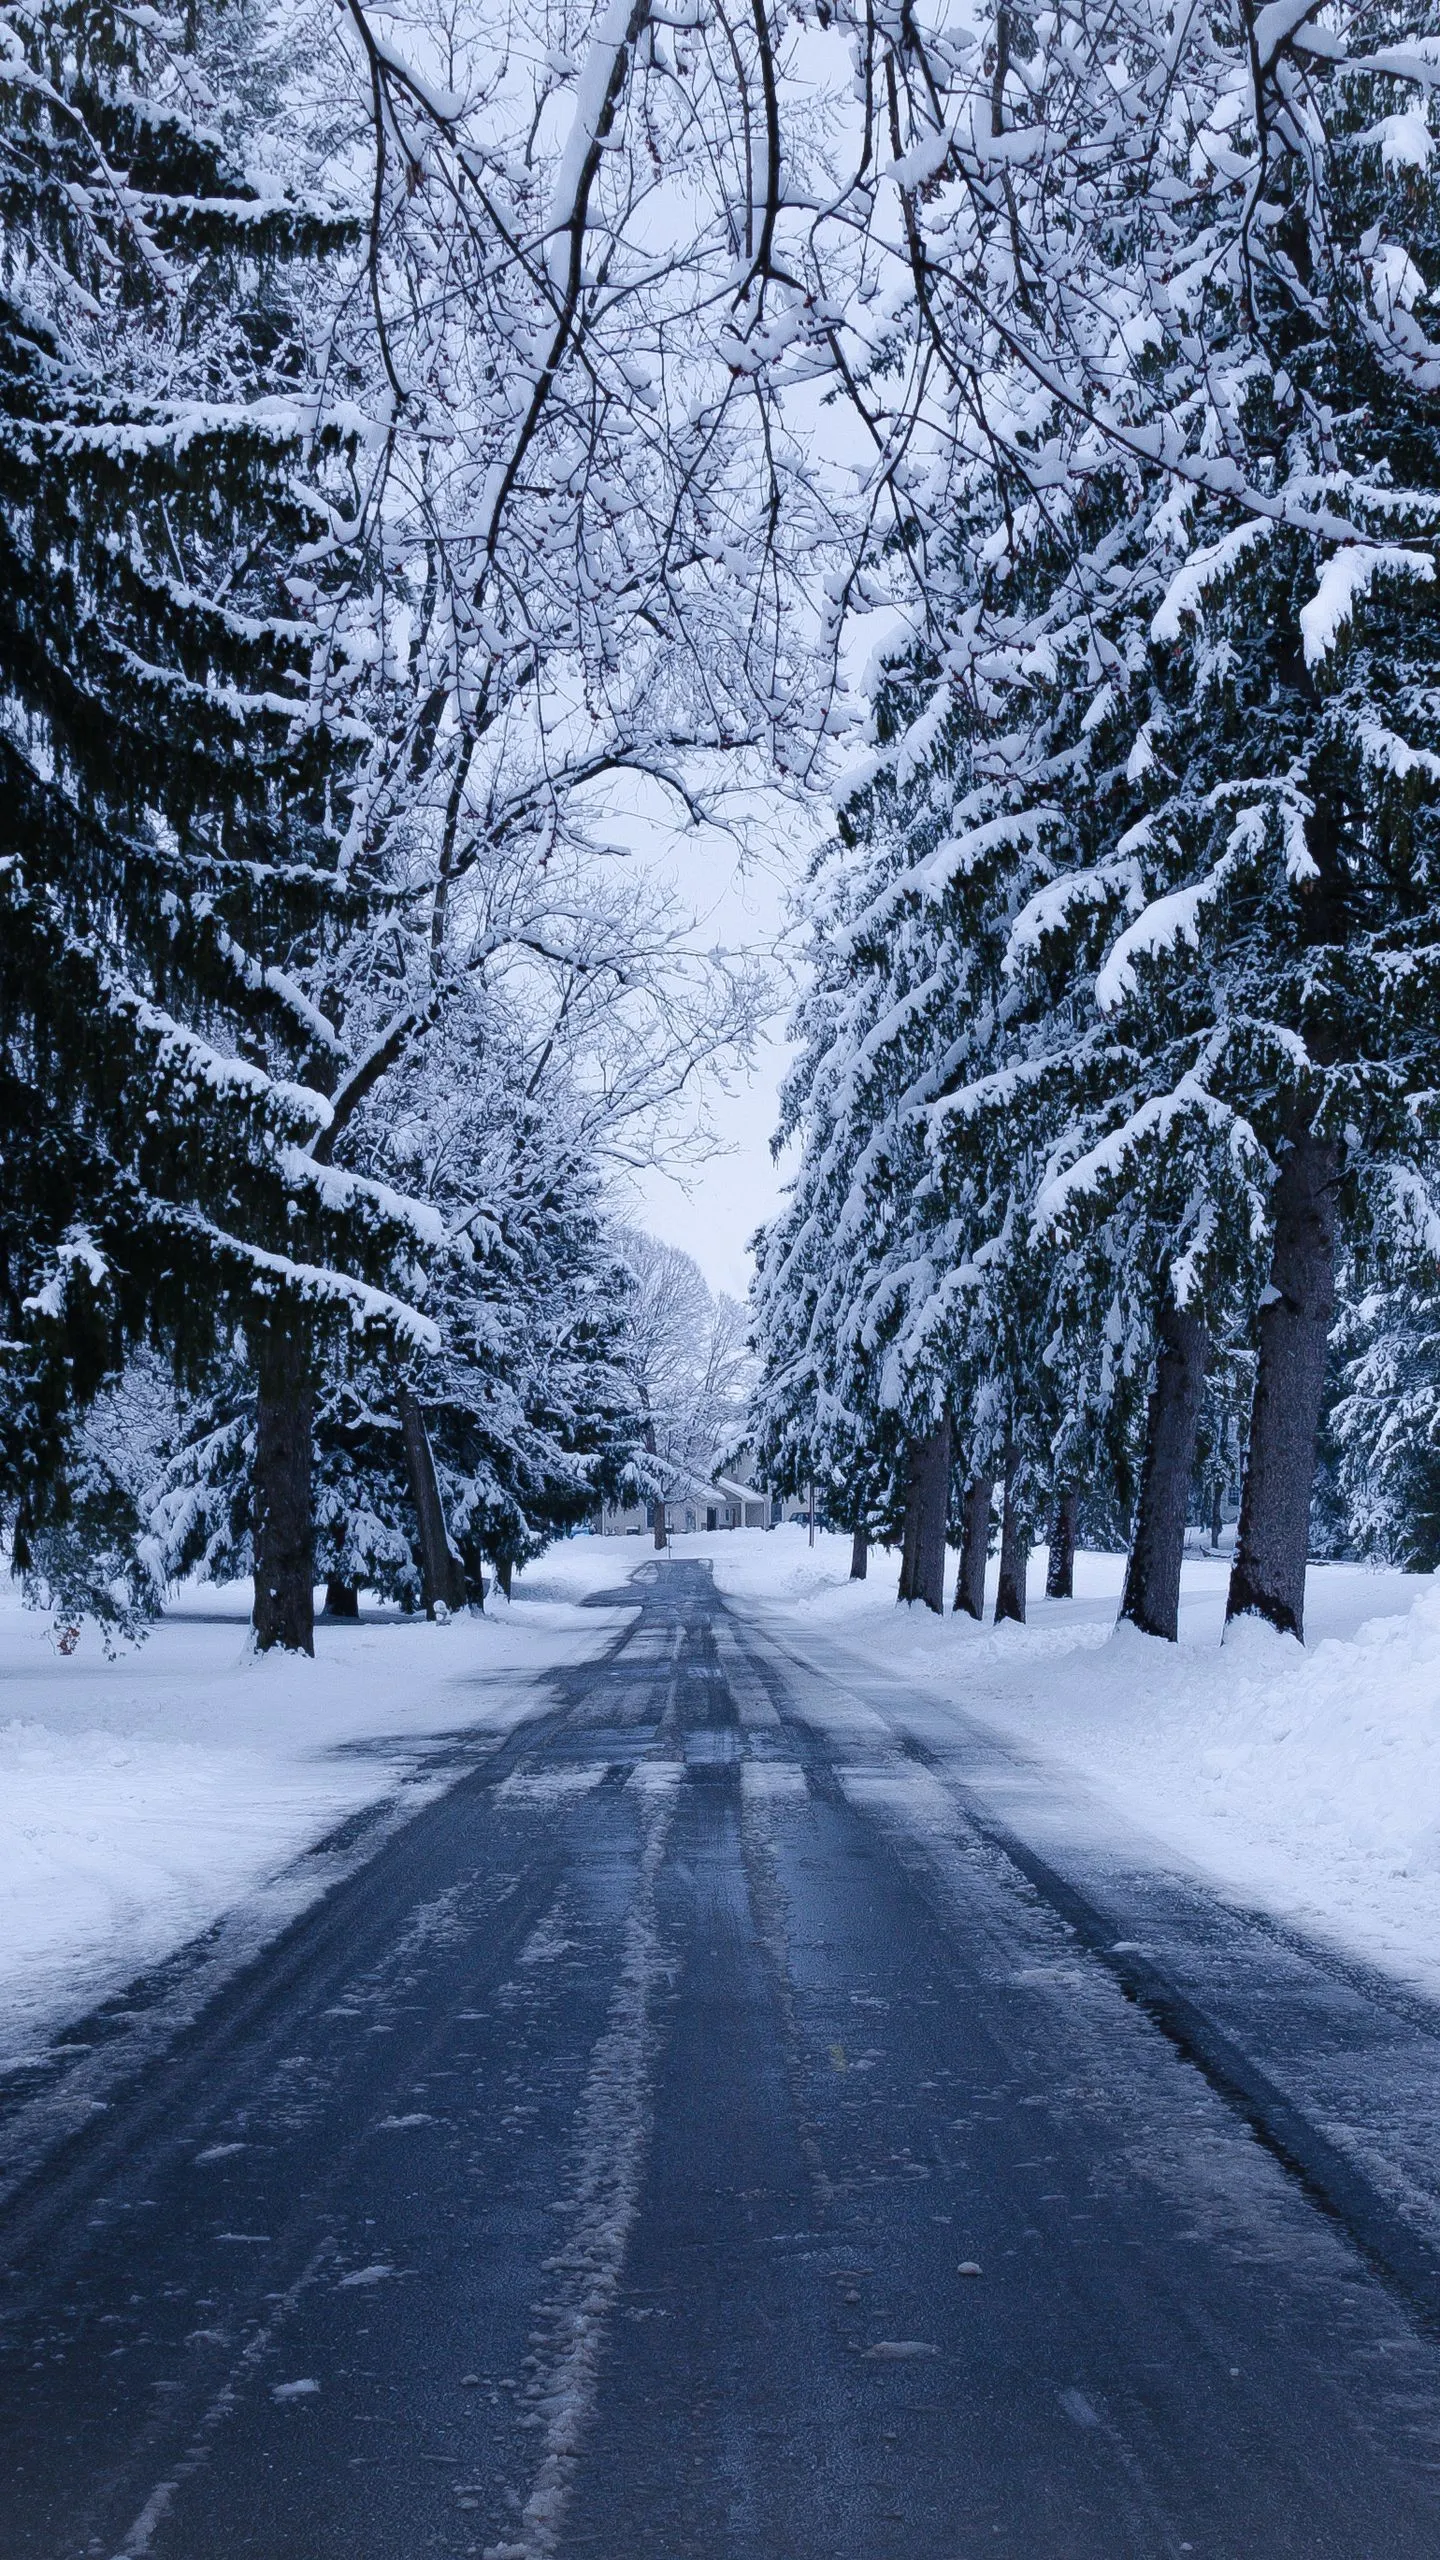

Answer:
[1330,1277,1440,1570]
[750,825,913,1567]
[152,1166,638,1614]
[752,710,964,1614]
[970,440,1277,1645]
[817,0,1440,1643]
[755,0,1220,1624]
[149,976,643,1612]
[344,1005,642,1603]
[1019,1,1440,1642]
[797,0,1218,1642]
[0,0,438,1649]
[752,633,1086,1621]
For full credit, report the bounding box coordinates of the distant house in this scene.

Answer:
[592,1448,813,1536]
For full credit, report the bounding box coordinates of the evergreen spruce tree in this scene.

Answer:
[148,995,640,1611]
[830,0,1440,1642]
[1330,1279,1440,1571]
[752,689,987,1612]
[755,0,1237,1623]
[753,639,1095,1617]
[1015,3,1440,1640]
[0,0,437,1647]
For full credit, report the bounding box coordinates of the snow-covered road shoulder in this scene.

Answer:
[0,1547,635,2066]
[695,1528,1440,2001]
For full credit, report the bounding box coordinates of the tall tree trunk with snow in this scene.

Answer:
[1226,1131,1341,1642]
[1120,1302,1208,1642]
[399,1387,467,1617]
[1045,1487,1078,1600]
[251,1311,316,1655]
[850,1517,869,1580]
[897,1440,920,1601]
[954,1477,992,1617]
[898,1421,950,1612]
[639,1404,666,1551]
[994,1444,1027,1626]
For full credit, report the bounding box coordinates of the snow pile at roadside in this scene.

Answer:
[0,1549,632,2059]
[967,1583,1440,1992]
[693,1525,1440,1994]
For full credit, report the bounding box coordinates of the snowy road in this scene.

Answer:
[5,1560,1440,2559]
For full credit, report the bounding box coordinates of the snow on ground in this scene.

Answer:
[692,1526,1440,2001]
[0,1545,633,2062]
[9,1519,1440,2071]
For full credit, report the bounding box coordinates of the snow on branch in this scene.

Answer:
[1298,546,1435,668]
[916,805,1060,899]
[1151,522,1274,646]
[1357,725,1440,784]
[1033,1078,1262,1241]
[1003,861,1141,980]
[1351,39,1440,92]
[544,0,648,279]
[191,1221,439,1352]
[1096,871,1230,1014]
[925,1053,1060,1129]
[276,1149,445,1250]
[1250,0,1343,73]
[1387,1165,1440,1261]
[359,20,463,120]
[108,987,333,1134]
[23,1227,110,1321]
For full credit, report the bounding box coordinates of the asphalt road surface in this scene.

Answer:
[4,1558,1440,2560]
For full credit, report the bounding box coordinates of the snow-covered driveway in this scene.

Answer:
[4,1557,1440,2559]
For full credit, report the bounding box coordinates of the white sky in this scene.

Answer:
[616,810,810,1304]
[598,1,898,1304]
[627,1023,793,1303]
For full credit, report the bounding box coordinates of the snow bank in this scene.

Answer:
[0,1548,632,2061]
[10,1519,1439,2069]
[694,1526,1440,1996]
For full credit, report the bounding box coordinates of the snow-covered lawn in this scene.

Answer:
[0,1545,633,2064]
[8,1524,1440,2074]
[692,1526,1440,2000]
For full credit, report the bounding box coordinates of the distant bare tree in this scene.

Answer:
[618,1232,756,1496]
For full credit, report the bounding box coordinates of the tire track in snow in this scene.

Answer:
[104,2234,336,2559]
[485,1762,681,2560]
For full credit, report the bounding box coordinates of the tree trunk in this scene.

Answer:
[324,1577,358,1619]
[1226,1130,1341,1642]
[994,1445,1027,1625]
[641,1405,665,1550]
[850,1518,868,1580]
[954,1477,992,1617]
[495,1556,513,1600]
[897,1460,920,1601]
[399,1386,466,1618]
[898,1420,950,1613]
[251,1309,315,1656]
[1120,1301,1208,1641]
[1045,1486,1078,1600]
